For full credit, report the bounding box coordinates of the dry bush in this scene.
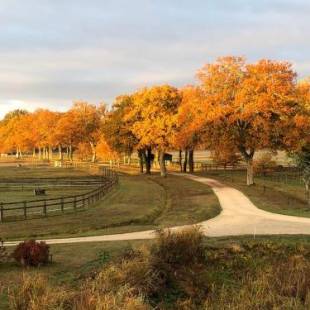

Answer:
[152,226,206,266]
[150,227,209,302]
[8,273,70,310]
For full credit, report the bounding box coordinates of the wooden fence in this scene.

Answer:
[0,165,118,222]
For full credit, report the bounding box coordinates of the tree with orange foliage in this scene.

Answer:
[175,86,205,172]
[31,109,60,160]
[96,137,120,162]
[129,85,181,177]
[198,56,302,185]
[69,102,106,162]
[292,79,310,202]
[0,110,31,157]
[102,96,137,161]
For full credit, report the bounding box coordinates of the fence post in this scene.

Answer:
[23,201,27,219]
[61,197,64,212]
[0,203,3,222]
[43,200,47,216]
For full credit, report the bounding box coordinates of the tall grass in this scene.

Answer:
[7,229,310,309]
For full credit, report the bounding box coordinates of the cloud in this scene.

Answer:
[0,0,309,118]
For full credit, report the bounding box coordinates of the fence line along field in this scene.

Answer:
[0,164,118,222]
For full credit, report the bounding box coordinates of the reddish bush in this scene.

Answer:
[12,240,50,267]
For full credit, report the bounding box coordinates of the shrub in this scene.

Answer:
[150,227,209,303]
[12,240,50,267]
[152,226,206,266]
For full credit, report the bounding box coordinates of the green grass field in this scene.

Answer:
[0,166,100,203]
[0,168,220,240]
[197,169,309,217]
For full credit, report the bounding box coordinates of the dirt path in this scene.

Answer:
[5,174,310,247]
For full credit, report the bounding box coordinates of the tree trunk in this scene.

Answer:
[138,150,144,174]
[90,142,96,163]
[239,147,255,186]
[32,148,36,158]
[38,147,42,160]
[189,149,194,173]
[246,158,254,186]
[305,181,310,206]
[16,148,20,159]
[183,149,188,173]
[49,146,53,160]
[159,151,166,177]
[92,149,96,163]
[179,150,183,172]
[69,144,73,161]
[145,147,152,174]
[58,145,63,161]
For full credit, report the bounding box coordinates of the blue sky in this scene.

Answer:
[0,0,309,117]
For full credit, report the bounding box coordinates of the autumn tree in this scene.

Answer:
[69,102,106,162]
[129,85,181,177]
[174,86,205,172]
[31,109,60,160]
[54,111,80,161]
[292,79,310,201]
[198,56,302,185]
[102,95,142,168]
[96,137,121,162]
[0,110,30,157]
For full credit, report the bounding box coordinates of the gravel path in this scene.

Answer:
[5,174,310,247]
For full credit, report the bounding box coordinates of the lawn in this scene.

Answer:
[0,170,220,241]
[197,169,310,217]
[0,166,100,203]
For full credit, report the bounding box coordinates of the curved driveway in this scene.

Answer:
[5,174,310,247]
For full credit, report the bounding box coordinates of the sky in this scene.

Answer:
[0,0,309,117]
